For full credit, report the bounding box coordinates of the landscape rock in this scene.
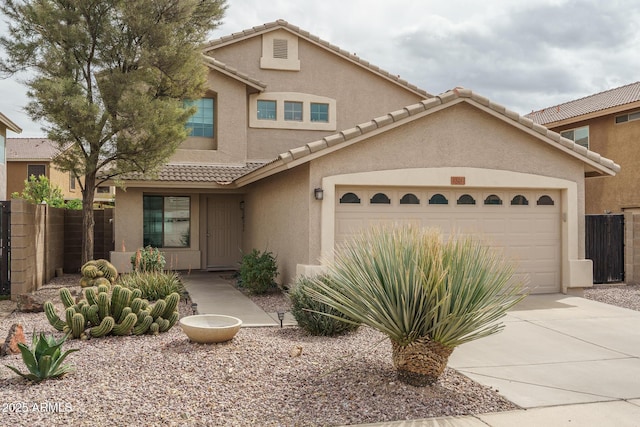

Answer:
[0,323,26,356]
[16,292,48,312]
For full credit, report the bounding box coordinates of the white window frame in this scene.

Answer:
[250,92,336,131]
[560,126,589,149]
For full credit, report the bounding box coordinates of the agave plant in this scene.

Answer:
[305,225,525,386]
[6,331,79,383]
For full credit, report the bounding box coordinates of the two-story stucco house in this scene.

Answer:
[527,81,640,215]
[6,138,116,206]
[109,20,620,295]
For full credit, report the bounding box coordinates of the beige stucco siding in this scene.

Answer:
[552,114,640,214]
[171,71,249,165]
[110,187,202,273]
[243,164,311,286]
[212,35,425,161]
[306,102,587,270]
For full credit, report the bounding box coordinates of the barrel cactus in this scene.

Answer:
[80,259,118,288]
[43,285,181,339]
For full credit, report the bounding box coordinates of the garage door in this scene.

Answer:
[335,187,561,294]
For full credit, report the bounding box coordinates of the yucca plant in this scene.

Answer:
[305,225,525,386]
[6,331,78,383]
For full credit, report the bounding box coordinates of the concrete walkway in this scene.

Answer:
[182,271,296,327]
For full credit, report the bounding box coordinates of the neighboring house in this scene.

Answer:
[527,81,640,215]
[0,113,22,200]
[109,20,619,295]
[6,138,115,205]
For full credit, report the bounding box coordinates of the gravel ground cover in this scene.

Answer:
[0,273,550,426]
[584,283,640,311]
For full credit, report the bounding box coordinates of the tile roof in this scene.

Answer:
[203,19,431,99]
[527,81,640,125]
[239,87,619,182]
[201,55,266,91]
[6,138,60,160]
[121,162,266,185]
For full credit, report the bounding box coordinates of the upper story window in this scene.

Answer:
[96,186,110,194]
[284,101,303,121]
[0,134,4,164]
[69,172,76,191]
[27,164,46,179]
[560,126,589,149]
[250,92,336,131]
[310,103,329,123]
[185,98,214,138]
[257,100,277,120]
[615,110,640,124]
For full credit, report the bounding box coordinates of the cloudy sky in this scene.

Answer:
[1,0,639,137]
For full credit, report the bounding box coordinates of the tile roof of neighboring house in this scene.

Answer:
[6,138,60,160]
[203,19,431,99]
[237,88,620,185]
[202,55,266,91]
[527,81,640,125]
[121,163,266,185]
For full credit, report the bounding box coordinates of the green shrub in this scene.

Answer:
[238,249,278,294]
[289,275,360,336]
[117,271,185,301]
[6,331,78,383]
[131,246,166,272]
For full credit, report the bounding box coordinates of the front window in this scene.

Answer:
[185,98,214,137]
[310,103,329,122]
[284,101,303,121]
[27,164,46,179]
[0,134,4,164]
[69,172,76,190]
[143,195,190,248]
[561,126,589,148]
[257,100,277,120]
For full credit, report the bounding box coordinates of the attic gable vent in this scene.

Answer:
[260,30,300,71]
[273,39,288,59]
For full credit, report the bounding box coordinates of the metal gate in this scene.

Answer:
[585,214,624,284]
[0,201,10,296]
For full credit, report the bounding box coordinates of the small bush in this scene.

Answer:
[131,246,166,272]
[117,271,185,301]
[6,331,78,383]
[238,249,278,294]
[289,275,360,336]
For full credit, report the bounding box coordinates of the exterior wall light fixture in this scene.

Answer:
[314,188,324,200]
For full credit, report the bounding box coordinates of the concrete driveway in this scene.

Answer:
[449,294,640,409]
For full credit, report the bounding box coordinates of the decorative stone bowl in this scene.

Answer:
[179,314,243,343]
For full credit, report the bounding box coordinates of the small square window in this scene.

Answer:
[257,100,277,120]
[284,101,302,121]
[310,103,329,122]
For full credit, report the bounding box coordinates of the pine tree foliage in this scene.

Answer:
[0,0,226,262]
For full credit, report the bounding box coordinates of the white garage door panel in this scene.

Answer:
[335,188,561,294]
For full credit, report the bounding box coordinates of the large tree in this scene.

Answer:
[0,0,226,263]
